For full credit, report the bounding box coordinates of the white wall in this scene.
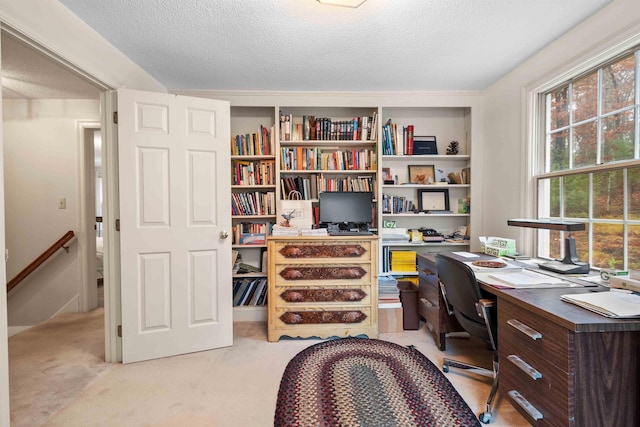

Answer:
[4,99,100,327]
[482,0,640,253]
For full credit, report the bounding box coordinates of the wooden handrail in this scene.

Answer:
[7,230,76,293]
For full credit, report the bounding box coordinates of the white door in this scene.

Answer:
[117,89,233,363]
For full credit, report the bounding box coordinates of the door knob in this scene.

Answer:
[219,230,229,239]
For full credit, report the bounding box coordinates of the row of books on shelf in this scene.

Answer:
[231,125,274,156]
[231,191,276,216]
[279,112,378,141]
[233,277,268,307]
[232,159,275,186]
[381,247,417,273]
[280,147,376,171]
[382,195,415,214]
[281,175,374,200]
[232,223,273,245]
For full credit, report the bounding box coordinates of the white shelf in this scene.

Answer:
[232,215,277,220]
[232,244,267,249]
[382,241,470,247]
[233,272,267,278]
[382,213,470,217]
[280,140,377,147]
[382,154,470,161]
[384,271,419,276]
[231,155,276,160]
[383,184,470,188]
[232,185,276,190]
[280,169,376,174]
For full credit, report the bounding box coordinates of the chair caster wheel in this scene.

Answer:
[479,412,492,424]
[442,365,449,373]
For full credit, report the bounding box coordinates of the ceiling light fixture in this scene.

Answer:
[317,0,367,8]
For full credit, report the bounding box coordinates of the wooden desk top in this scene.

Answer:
[418,252,640,333]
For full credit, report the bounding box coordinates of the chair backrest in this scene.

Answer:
[435,253,496,347]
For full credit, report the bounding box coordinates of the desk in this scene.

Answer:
[424,252,640,426]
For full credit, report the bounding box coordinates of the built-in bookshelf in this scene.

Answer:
[231,107,276,321]
[379,107,473,276]
[223,100,480,322]
[277,106,380,230]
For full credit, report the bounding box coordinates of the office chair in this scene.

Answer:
[435,253,499,424]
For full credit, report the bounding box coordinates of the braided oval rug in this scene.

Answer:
[274,337,481,427]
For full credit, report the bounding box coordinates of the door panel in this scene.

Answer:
[117,89,232,363]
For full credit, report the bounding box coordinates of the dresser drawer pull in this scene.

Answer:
[507,355,542,380]
[507,319,542,340]
[420,297,433,308]
[508,390,543,420]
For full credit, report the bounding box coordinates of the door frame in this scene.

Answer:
[77,121,101,313]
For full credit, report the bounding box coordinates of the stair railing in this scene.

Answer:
[6,230,76,293]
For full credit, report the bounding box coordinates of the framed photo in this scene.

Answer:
[382,167,393,183]
[418,189,450,212]
[408,165,435,184]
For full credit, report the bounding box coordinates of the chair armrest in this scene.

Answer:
[478,299,495,308]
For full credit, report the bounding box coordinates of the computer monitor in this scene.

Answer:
[319,191,373,228]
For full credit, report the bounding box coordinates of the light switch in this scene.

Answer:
[58,198,66,209]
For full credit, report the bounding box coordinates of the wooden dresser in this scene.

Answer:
[267,235,379,342]
[491,287,640,426]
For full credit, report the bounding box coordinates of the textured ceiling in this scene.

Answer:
[0,0,613,99]
[55,0,612,92]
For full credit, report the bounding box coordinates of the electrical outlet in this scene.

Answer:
[58,198,66,209]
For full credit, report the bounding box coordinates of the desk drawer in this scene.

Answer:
[274,263,373,286]
[274,285,373,307]
[270,306,373,328]
[500,353,569,425]
[499,299,570,372]
[274,241,371,263]
[501,372,570,426]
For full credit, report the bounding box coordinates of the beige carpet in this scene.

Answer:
[9,309,530,426]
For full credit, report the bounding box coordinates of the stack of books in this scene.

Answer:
[378,275,400,305]
[390,250,417,273]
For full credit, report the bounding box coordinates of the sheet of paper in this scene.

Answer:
[561,291,640,318]
[488,269,571,288]
[452,251,479,258]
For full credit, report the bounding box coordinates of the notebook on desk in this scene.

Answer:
[485,269,575,289]
[561,291,640,318]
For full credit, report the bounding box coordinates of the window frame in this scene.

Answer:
[532,48,640,271]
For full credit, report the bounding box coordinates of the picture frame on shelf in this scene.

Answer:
[418,189,450,212]
[382,167,394,184]
[413,136,438,155]
[408,165,435,184]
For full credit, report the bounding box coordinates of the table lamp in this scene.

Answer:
[507,219,590,274]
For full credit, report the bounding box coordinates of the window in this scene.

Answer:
[536,50,640,270]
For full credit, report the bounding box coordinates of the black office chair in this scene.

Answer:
[435,253,499,424]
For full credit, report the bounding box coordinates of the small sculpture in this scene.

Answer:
[281,212,294,227]
[446,140,459,155]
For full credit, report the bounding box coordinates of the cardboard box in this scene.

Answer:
[609,275,640,293]
[378,304,403,333]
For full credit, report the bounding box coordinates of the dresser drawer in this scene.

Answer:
[270,306,373,328]
[499,299,571,372]
[500,353,570,425]
[274,241,371,263]
[274,285,373,307]
[273,263,373,286]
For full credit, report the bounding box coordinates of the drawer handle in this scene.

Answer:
[508,390,543,420]
[507,319,542,340]
[420,297,433,308]
[507,355,542,380]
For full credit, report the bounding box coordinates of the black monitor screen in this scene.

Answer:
[319,191,373,225]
